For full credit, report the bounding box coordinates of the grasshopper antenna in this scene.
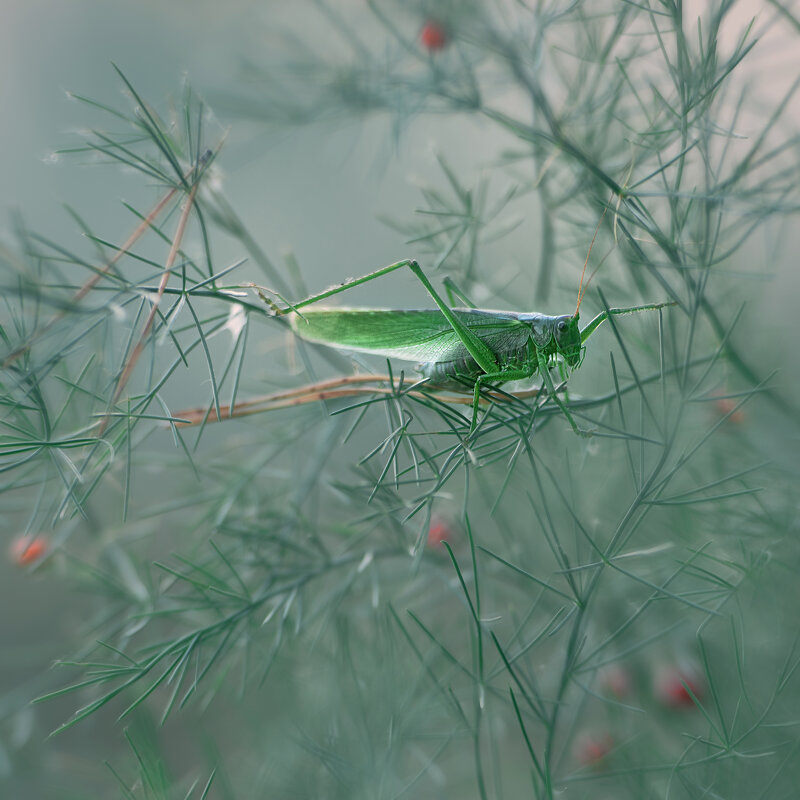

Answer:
[575,201,612,317]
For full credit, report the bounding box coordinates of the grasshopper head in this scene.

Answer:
[555,314,582,367]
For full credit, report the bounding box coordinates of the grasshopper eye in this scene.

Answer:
[557,321,567,332]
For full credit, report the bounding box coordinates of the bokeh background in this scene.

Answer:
[2,1,800,798]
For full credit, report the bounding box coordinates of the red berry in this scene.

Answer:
[575,732,613,768]
[427,518,452,548]
[420,21,448,51]
[10,535,48,565]
[713,396,746,424]
[599,665,631,699]
[655,667,703,708]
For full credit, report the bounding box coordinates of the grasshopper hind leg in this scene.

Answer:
[469,364,537,433]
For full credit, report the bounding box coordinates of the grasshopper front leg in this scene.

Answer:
[537,350,592,437]
[580,302,676,344]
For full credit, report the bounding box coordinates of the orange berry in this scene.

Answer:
[10,535,48,565]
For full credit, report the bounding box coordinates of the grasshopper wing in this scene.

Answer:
[290,308,531,364]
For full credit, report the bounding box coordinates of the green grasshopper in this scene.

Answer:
[264,258,673,436]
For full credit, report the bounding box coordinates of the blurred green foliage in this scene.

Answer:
[2,1,800,798]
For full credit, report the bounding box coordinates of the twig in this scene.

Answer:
[98,182,200,434]
[3,182,182,368]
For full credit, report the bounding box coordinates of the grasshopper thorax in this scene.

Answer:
[522,312,582,367]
